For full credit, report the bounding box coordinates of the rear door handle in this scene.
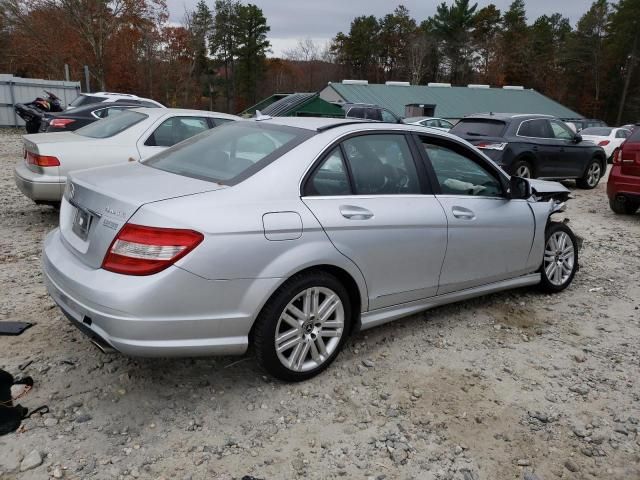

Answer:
[452,206,476,220]
[340,205,373,220]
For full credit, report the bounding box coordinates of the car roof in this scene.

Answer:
[130,107,241,120]
[240,116,466,140]
[462,113,555,122]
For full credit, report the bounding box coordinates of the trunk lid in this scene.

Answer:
[620,140,640,177]
[60,162,225,268]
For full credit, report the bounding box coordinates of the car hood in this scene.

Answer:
[528,178,570,195]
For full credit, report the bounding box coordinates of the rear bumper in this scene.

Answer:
[14,163,64,202]
[607,165,640,200]
[43,228,281,357]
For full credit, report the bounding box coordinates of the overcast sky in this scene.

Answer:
[166,0,592,56]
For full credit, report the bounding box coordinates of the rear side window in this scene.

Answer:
[305,148,351,196]
[518,119,551,138]
[343,134,421,195]
[145,116,210,147]
[75,110,147,138]
[144,122,312,185]
[450,119,506,137]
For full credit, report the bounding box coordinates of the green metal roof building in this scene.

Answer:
[319,81,583,121]
[242,92,344,118]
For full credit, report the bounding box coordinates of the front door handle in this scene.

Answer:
[452,206,476,220]
[340,205,373,220]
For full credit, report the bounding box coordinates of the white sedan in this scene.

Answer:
[402,116,454,132]
[14,108,240,204]
[580,127,632,161]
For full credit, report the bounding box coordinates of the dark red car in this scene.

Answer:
[608,126,640,214]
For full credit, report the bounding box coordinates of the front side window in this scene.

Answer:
[550,120,574,140]
[144,122,311,184]
[342,134,421,195]
[145,116,210,147]
[305,148,351,196]
[75,110,147,138]
[422,140,503,197]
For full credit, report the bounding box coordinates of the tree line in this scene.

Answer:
[0,0,638,124]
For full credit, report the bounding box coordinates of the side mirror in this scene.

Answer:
[573,134,582,143]
[509,176,531,200]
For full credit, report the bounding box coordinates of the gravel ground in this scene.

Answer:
[0,129,639,480]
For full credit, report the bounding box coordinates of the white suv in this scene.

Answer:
[67,92,165,110]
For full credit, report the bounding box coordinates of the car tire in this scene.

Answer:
[609,196,639,215]
[253,271,352,382]
[576,158,603,189]
[25,120,40,134]
[539,222,578,293]
[512,159,533,179]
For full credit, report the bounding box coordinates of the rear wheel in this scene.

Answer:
[539,222,578,293]
[512,160,533,179]
[253,271,351,381]
[609,196,640,215]
[25,120,40,134]
[576,159,603,189]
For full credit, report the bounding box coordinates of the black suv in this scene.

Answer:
[450,113,608,189]
[340,103,402,123]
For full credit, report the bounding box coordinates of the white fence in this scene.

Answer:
[0,74,81,127]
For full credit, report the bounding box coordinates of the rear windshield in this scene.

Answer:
[74,110,147,138]
[450,119,506,137]
[69,95,106,108]
[581,127,612,136]
[144,122,313,185]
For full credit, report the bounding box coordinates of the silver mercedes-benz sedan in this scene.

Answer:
[42,117,579,381]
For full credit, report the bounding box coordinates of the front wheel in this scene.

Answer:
[512,160,533,179]
[253,271,351,381]
[539,222,578,293]
[576,159,603,189]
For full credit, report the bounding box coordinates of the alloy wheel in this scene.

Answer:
[515,165,531,178]
[274,287,345,372]
[586,163,601,187]
[543,231,575,287]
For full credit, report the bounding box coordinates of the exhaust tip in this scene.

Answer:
[91,338,116,354]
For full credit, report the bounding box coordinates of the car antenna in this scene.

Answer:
[255,110,272,121]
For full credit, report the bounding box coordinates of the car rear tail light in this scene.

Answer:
[476,142,507,151]
[613,149,622,164]
[26,151,60,167]
[102,224,204,275]
[49,118,75,128]
[598,140,610,146]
